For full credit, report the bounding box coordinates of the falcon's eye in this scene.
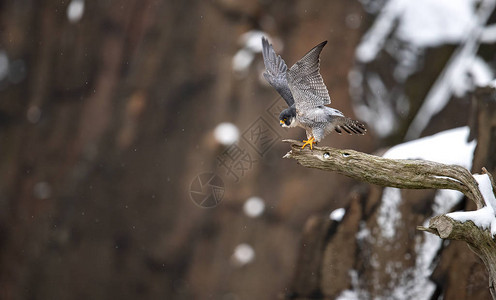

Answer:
[284,118,287,121]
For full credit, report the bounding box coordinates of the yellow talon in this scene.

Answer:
[301,137,316,150]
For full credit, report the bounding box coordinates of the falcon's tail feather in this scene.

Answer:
[334,118,366,135]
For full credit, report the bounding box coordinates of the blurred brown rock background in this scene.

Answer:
[0,0,495,299]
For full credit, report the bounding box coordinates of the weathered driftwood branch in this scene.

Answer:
[283,139,485,208]
[283,139,496,299]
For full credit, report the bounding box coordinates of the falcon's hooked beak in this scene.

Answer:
[280,120,289,128]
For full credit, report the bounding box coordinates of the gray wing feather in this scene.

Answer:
[287,41,331,112]
[261,37,295,107]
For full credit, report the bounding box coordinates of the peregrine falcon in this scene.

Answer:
[261,37,366,149]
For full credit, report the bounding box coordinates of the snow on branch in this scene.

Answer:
[445,170,496,235]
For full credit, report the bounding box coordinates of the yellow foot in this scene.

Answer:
[301,137,316,150]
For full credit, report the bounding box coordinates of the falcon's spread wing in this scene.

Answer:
[287,41,331,112]
[261,37,295,107]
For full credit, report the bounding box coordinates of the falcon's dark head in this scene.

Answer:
[279,106,297,128]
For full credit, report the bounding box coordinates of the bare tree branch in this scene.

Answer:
[418,214,496,299]
[283,139,496,299]
[283,139,484,208]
